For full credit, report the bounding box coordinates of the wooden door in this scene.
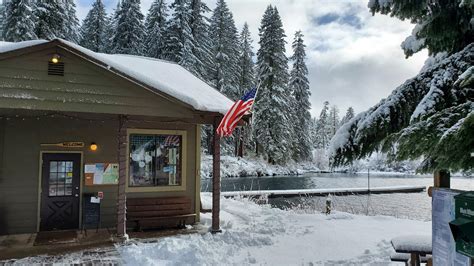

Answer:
[40,153,81,231]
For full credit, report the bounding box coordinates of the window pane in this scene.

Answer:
[58,162,66,173]
[65,184,72,196]
[49,172,58,196]
[57,173,66,196]
[50,161,58,173]
[66,161,73,172]
[129,134,182,187]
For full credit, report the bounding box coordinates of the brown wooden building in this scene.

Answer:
[0,39,230,236]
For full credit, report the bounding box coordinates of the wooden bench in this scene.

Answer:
[390,235,432,266]
[390,253,432,265]
[127,197,196,231]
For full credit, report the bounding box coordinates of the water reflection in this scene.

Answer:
[201,173,474,221]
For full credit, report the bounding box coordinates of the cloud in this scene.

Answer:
[75,0,427,117]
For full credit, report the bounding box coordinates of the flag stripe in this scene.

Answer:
[217,88,256,137]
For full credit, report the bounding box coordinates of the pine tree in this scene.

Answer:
[189,0,213,80]
[209,0,240,98]
[253,6,292,164]
[80,0,108,52]
[235,23,256,156]
[103,0,121,53]
[369,0,473,57]
[238,23,255,96]
[3,0,37,42]
[330,44,474,172]
[35,0,65,40]
[328,105,340,137]
[144,0,167,58]
[289,31,312,161]
[162,0,197,70]
[314,101,331,149]
[111,0,145,55]
[340,107,355,126]
[62,0,80,43]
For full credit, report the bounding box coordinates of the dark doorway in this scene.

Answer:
[40,153,81,231]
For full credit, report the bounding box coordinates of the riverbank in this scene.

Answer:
[200,155,320,178]
[200,155,428,179]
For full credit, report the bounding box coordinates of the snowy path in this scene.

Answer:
[8,195,430,265]
[119,195,430,265]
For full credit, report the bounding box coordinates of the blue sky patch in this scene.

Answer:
[311,12,363,29]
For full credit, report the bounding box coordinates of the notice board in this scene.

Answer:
[85,163,118,186]
[432,188,471,265]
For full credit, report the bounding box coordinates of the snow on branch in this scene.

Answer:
[330,43,474,172]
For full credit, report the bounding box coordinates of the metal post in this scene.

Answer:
[212,117,222,233]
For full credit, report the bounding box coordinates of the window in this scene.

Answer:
[128,131,186,190]
[49,161,73,196]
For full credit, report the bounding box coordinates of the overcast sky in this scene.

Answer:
[75,0,428,117]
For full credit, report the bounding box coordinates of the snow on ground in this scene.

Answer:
[7,194,431,265]
[119,194,430,265]
[201,155,320,178]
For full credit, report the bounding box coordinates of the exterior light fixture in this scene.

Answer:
[90,143,98,151]
[51,54,60,64]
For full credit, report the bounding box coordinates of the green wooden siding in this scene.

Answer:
[0,116,198,235]
[0,47,195,118]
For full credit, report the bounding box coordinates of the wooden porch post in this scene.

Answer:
[212,117,222,233]
[117,115,128,238]
[434,169,450,188]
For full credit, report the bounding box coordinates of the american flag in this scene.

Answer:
[164,135,180,146]
[217,88,257,137]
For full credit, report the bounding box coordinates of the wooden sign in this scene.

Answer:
[41,142,84,148]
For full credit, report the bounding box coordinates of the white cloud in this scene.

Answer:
[75,0,427,117]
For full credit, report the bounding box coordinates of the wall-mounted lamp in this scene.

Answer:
[51,54,61,64]
[90,143,98,151]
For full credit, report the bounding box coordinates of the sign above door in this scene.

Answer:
[41,142,85,148]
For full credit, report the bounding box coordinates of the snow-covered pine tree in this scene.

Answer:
[253,6,292,164]
[209,0,240,98]
[314,101,331,149]
[328,105,340,136]
[330,1,473,173]
[237,23,256,156]
[111,0,145,55]
[3,0,37,42]
[62,0,80,43]
[144,0,167,58]
[80,0,108,52]
[162,0,197,71]
[340,107,355,126]
[103,0,121,54]
[189,0,213,80]
[289,30,312,161]
[369,0,473,57]
[34,0,65,40]
[238,23,255,96]
[330,45,474,172]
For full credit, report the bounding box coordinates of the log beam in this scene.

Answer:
[211,117,222,233]
[116,115,128,239]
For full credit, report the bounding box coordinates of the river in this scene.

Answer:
[201,173,474,221]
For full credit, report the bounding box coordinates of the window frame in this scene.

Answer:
[126,128,187,193]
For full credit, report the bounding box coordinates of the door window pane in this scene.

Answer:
[49,160,74,197]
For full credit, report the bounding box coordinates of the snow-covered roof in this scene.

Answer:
[0,39,233,115]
